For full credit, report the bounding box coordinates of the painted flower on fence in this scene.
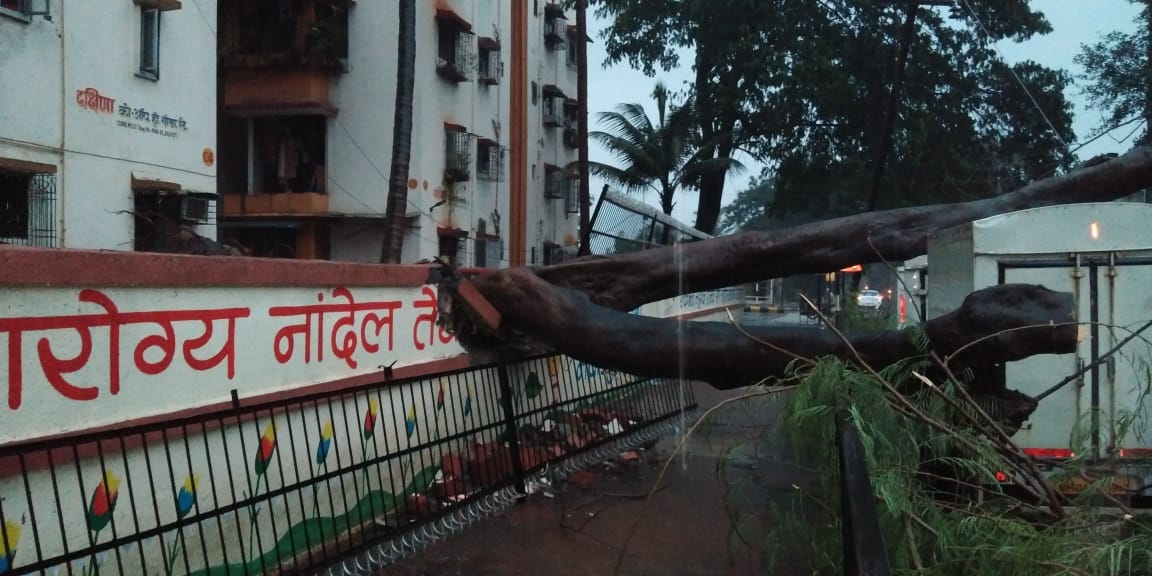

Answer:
[316,421,334,466]
[253,423,277,477]
[86,471,121,533]
[0,519,19,574]
[405,404,417,439]
[463,386,473,417]
[362,400,378,441]
[176,473,200,519]
[436,381,446,412]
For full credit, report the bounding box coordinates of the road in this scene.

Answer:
[380,311,824,575]
[740,308,812,327]
[384,382,818,576]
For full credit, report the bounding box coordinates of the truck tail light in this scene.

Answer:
[1023,448,1074,459]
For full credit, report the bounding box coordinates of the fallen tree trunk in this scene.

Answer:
[441,148,1152,413]
[505,147,1152,312]
[462,269,1075,390]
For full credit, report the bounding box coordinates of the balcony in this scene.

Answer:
[436,8,475,83]
[542,85,568,128]
[224,69,337,116]
[219,0,348,115]
[445,124,472,182]
[220,192,329,217]
[543,4,567,50]
[217,114,329,219]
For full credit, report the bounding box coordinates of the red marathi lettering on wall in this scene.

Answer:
[412,286,455,351]
[0,289,250,410]
[268,287,405,369]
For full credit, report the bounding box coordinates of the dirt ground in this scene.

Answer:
[384,384,818,576]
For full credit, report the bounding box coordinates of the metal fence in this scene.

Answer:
[0,354,696,575]
[587,189,711,256]
[836,410,892,576]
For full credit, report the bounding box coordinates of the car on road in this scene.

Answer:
[856,290,883,309]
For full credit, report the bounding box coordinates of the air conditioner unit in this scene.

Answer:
[181,196,211,223]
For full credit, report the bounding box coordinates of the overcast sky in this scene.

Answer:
[584,1,1143,225]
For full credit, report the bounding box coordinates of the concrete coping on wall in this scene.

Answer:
[0,246,439,288]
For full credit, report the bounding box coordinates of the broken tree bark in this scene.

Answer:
[511,146,1152,312]
[443,146,1152,407]
[459,269,1075,390]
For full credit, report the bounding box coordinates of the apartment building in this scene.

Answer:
[0,0,219,251]
[216,0,583,266]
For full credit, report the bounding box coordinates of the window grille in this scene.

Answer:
[0,169,56,247]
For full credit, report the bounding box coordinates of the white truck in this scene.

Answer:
[917,202,1152,502]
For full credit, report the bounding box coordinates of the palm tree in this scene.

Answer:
[589,82,741,215]
[379,0,417,263]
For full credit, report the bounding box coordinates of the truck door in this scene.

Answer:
[999,258,1088,459]
[1097,256,1152,459]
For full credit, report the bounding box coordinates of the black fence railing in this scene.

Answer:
[0,354,696,575]
[836,410,892,576]
[588,189,710,256]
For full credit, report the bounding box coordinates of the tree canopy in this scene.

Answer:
[589,0,1076,229]
[589,82,740,215]
[1075,0,1151,146]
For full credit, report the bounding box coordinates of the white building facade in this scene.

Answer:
[217,0,582,266]
[0,0,219,252]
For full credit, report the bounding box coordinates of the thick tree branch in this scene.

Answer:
[462,268,1076,390]
[504,146,1152,311]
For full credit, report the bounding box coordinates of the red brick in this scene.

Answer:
[468,450,514,488]
[441,453,465,478]
[404,494,432,519]
[429,476,469,501]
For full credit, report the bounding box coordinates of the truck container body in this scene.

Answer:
[925,203,1152,498]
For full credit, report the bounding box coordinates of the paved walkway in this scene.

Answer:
[385,383,819,576]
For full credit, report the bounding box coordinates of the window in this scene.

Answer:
[0,0,29,19]
[566,26,579,69]
[436,9,474,83]
[477,139,505,182]
[562,100,579,148]
[473,234,502,268]
[444,124,472,181]
[564,175,581,215]
[0,160,56,246]
[543,241,568,265]
[543,3,566,50]
[139,8,161,79]
[544,164,565,199]
[133,179,216,252]
[477,37,500,86]
[542,85,567,128]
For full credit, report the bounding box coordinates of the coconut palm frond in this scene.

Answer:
[588,161,654,195]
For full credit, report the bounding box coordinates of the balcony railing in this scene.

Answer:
[445,126,473,182]
[220,192,330,217]
[436,9,475,83]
